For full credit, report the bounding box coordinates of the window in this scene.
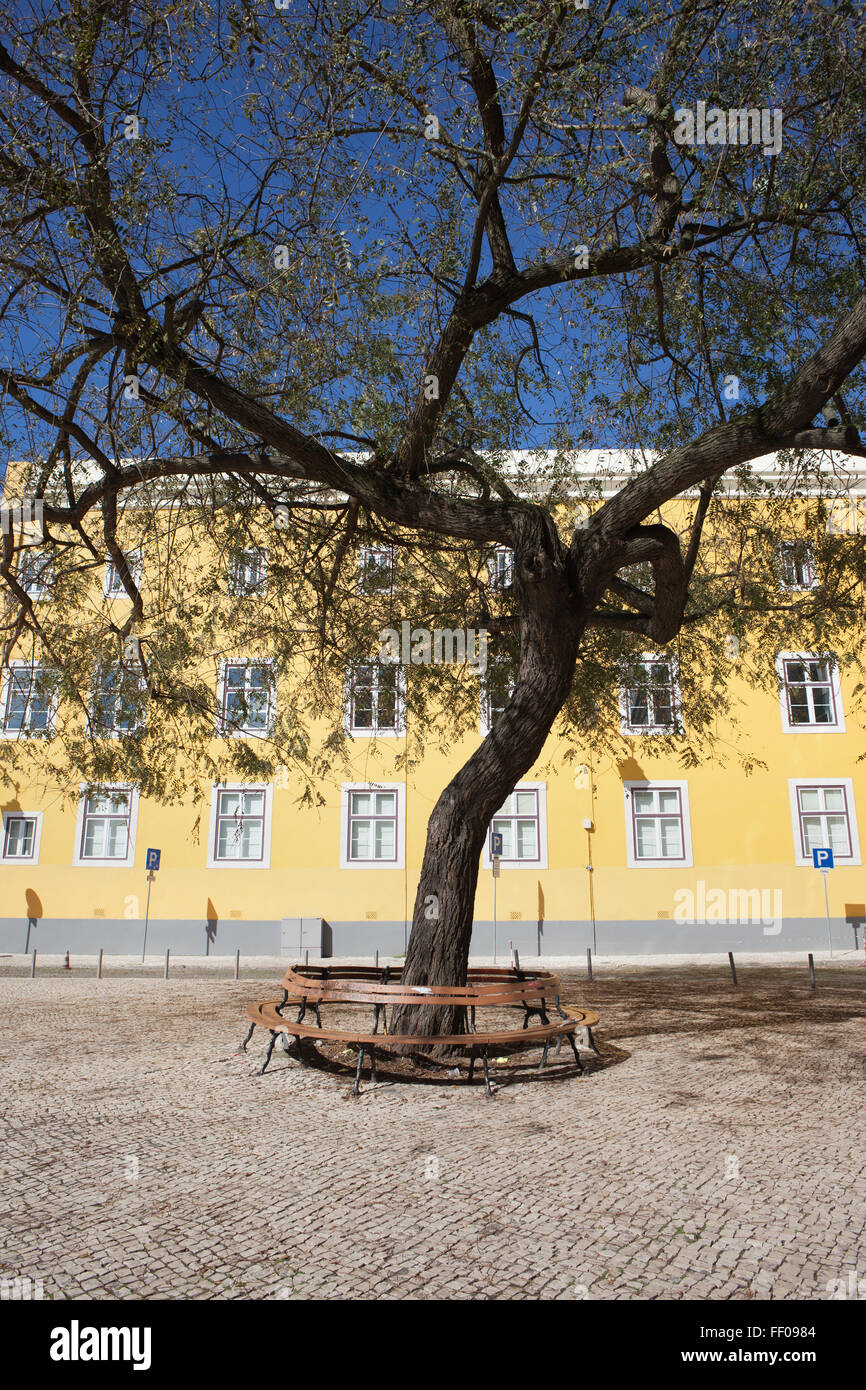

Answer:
[620,655,680,735]
[357,547,393,595]
[104,549,143,597]
[779,542,818,590]
[340,783,405,868]
[217,660,275,736]
[480,661,515,734]
[789,779,861,866]
[346,663,404,736]
[228,548,267,595]
[777,653,844,732]
[481,783,548,869]
[1,811,42,863]
[16,551,53,600]
[73,786,139,867]
[0,664,57,737]
[624,781,694,867]
[488,547,513,590]
[207,784,273,868]
[92,665,145,735]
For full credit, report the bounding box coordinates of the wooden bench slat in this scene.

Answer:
[247,1000,598,1047]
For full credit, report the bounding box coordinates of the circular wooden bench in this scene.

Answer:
[240,964,600,1094]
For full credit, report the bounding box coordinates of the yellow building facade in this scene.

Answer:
[1,452,864,957]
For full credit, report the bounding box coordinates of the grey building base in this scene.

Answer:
[0,916,860,956]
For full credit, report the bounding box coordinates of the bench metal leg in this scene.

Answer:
[258,1030,278,1075]
[585,1026,601,1056]
[481,1047,493,1097]
[238,1021,256,1053]
[369,1045,377,1084]
[537,1038,551,1072]
[352,1046,366,1095]
[278,1031,293,1053]
[566,1031,584,1074]
[467,1047,476,1084]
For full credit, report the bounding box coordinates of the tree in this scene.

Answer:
[2,0,866,1041]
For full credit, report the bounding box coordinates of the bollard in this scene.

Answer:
[728,951,738,986]
[163,948,170,979]
[374,949,379,968]
[64,949,70,971]
[586,947,593,981]
[97,948,103,980]
[808,952,816,990]
[512,947,520,971]
[304,948,309,966]
[234,948,240,980]
[29,949,36,978]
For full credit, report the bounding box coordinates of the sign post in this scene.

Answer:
[141,849,161,962]
[490,832,503,964]
[812,847,834,955]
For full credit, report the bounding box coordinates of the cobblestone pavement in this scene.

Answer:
[1,965,864,1301]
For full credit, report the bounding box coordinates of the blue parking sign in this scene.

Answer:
[490,832,503,857]
[812,847,834,869]
[145,848,161,872]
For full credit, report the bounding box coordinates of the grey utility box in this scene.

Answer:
[280,917,325,958]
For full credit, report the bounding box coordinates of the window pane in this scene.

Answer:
[652,690,673,725]
[374,820,395,858]
[218,821,240,858]
[374,793,395,815]
[798,788,821,812]
[635,819,657,857]
[242,792,264,815]
[822,788,844,811]
[826,816,851,856]
[788,687,810,723]
[219,791,240,817]
[351,793,372,816]
[801,816,824,853]
[514,791,536,814]
[628,690,648,725]
[633,790,654,813]
[5,818,33,856]
[106,820,129,857]
[241,820,263,858]
[350,819,371,859]
[659,817,683,858]
[83,820,106,857]
[657,790,680,813]
[785,662,805,684]
[812,688,833,723]
[515,820,537,859]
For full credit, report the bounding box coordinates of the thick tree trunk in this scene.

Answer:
[389,514,588,1047]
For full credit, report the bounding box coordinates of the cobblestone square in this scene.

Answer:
[1,956,864,1301]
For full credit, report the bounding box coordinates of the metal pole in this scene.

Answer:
[97,948,103,979]
[586,947,593,981]
[808,952,816,989]
[141,871,154,963]
[29,948,36,978]
[234,948,240,980]
[728,951,738,986]
[304,948,309,966]
[822,871,833,955]
[163,948,170,979]
[493,871,497,964]
[375,949,379,969]
[512,947,519,970]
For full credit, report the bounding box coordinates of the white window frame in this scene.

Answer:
[216,657,276,737]
[340,782,405,869]
[624,779,694,868]
[778,541,819,591]
[16,551,53,601]
[481,782,548,870]
[1,810,44,864]
[619,653,682,736]
[103,549,143,598]
[228,547,268,595]
[788,778,861,867]
[206,783,273,869]
[357,546,394,595]
[344,663,406,738]
[0,661,58,739]
[72,784,140,868]
[91,663,146,737]
[776,652,845,733]
[488,546,514,590]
